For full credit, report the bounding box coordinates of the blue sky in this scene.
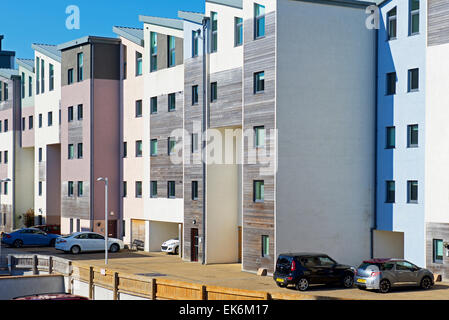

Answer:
[0,0,204,62]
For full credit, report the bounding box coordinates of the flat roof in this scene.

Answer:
[16,58,35,73]
[138,15,184,30]
[31,43,61,63]
[205,0,242,9]
[113,26,144,47]
[178,11,205,25]
[57,36,121,51]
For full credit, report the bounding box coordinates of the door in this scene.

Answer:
[88,233,105,251]
[191,228,199,262]
[131,219,146,244]
[318,256,339,283]
[395,261,419,284]
[108,220,117,238]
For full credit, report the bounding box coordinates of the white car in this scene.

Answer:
[55,232,124,254]
[161,238,180,254]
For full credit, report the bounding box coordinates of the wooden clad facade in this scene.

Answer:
[428,0,449,46]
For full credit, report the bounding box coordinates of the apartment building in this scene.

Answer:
[31,44,61,226]
[138,15,185,253]
[112,26,145,245]
[57,36,122,237]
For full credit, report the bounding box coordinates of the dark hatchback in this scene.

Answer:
[273,253,356,291]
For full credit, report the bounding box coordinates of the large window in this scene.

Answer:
[151,97,158,114]
[386,72,396,95]
[254,72,265,93]
[168,181,176,199]
[77,53,84,81]
[168,93,176,112]
[254,4,266,39]
[150,181,158,198]
[407,180,418,203]
[235,17,243,46]
[254,126,265,148]
[408,68,419,92]
[211,12,218,53]
[410,0,420,35]
[150,32,158,72]
[254,180,265,203]
[387,7,397,40]
[168,36,176,68]
[386,181,395,203]
[136,51,143,76]
[192,30,199,57]
[151,139,158,156]
[433,239,444,263]
[49,64,54,91]
[136,140,143,157]
[408,124,419,147]
[386,126,396,149]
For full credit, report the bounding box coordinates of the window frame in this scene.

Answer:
[151,96,158,114]
[192,181,199,201]
[387,7,397,41]
[168,181,176,199]
[150,32,158,72]
[150,139,158,157]
[433,239,444,264]
[135,100,143,118]
[254,4,266,40]
[261,235,270,257]
[254,71,265,94]
[409,0,420,36]
[407,180,418,204]
[408,68,419,92]
[253,180,265,203]
[150,181,158,198]
[407,124,419,148]
[192,85,199,105]
[235,17,243,47]
[168,35,176,68]
[136,140,143,158]
[386,72,396,96]
[211,12,218,53]
[168,93,176,112]
[211,82,217,102]
[386,126,396,149]
[135,181,143,198]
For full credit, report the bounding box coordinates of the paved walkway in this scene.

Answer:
[5,246,449,300]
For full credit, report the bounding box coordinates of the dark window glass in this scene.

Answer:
[386,181,395,203]
[211,82,217,102]
[386,72,396,95]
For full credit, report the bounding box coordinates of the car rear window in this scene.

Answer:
[358,263,378,270]
[276,256,293,272]
[359,262,394,271]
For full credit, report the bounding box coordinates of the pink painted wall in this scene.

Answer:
[21,106,35,148]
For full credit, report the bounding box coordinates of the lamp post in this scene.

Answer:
[0,178,11,268]
[96,177,108,265]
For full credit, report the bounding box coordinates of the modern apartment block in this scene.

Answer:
[31,43,61,226]
[57,36,122,237]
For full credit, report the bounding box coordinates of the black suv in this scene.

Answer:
[273,253,355,291]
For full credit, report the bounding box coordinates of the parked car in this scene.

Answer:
[355,258,434,293]
[55,232,124,254]
[1,228,60,248]
[13,294,88,300]
[273,253,356,291]
[161,238,180,255]
[32,225,61,235]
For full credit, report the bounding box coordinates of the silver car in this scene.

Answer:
[354,258,434,293]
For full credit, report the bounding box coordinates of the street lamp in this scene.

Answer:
[96,177,109,265]
[0,178,11,269]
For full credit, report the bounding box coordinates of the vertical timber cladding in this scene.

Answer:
[243,11,276,273]
[183,57,204,262]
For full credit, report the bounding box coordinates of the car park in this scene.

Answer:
[273,253,356,291]
[161,238,180,255]
[1,228,60,248]
[354,258,434,293]
[55,232,124,254]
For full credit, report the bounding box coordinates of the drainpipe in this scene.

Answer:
[202,17,210,265]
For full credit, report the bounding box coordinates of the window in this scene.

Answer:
[136,51,143,76]
[410,0,419,35]
[123,181,127,198]
[386,126,395,149]
[168,181,176,199]
[38,181,42,196]
[41,59,45,93]
[77,53,84,82]
[386,72,396,95]
[168,137,176,155]
[123,142,127,158]
[4,119,7,132]
[254,180,264,202]
[36,57,40,94]
[3,181,8,195]
[192,133,199,153]
[38,114,42,128]
[211,12,218,53]
[150,139,158,156]
[3,151,7,164]
[235,17,243,46]
[387,7,397,40]
[29,76,32,97]
[77,143,83,159]
[68,144,74,159]
[262,235,269,257]
[433,239,444,263]
[255,4,266,39]
[211,82,217,102]
[407,180,418,203]
[192,181,198,201]
[0,151,2,163]
[68,106,74,122]
[408,124,418,147]
[150,181,158,198]
[386,181,395,203]
[136,100,142,118]
[3,83,7,101]
[192,30,199,57]
[59,110,61,124]
[136,140,143,157]
[150,32,158,72]
[29,116,33,130]
[68,181,74,197]
[0,121,2,133]
[21,72,25,99]
[0,82,2,101]
[77,104,83,120]
[254,126,265,148]
[78,181,83,197]
[39,148,43,162]
[123,45,127,80]
[168,93,176,112]
[408,68,419,92]
[22,117,25,131]
[192,85,199,105]
[254,72,265,93]
[68,68,74,85]
[48,111,53,126]
[49,64,54,91]
[151,97,158,114]
[135,181,142,198]
[168,36,176,68]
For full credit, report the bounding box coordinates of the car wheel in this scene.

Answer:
[342,273,354,288]
[13,239,23,248]
[109,244,120,253]
[379,279,391,294]
[70,245,81,255]
[420,276,433,290]
[49,239,56,247]
[296,278,310,291]
[174,246,179,255]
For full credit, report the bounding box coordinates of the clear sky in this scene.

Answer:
[0,0,204,62]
